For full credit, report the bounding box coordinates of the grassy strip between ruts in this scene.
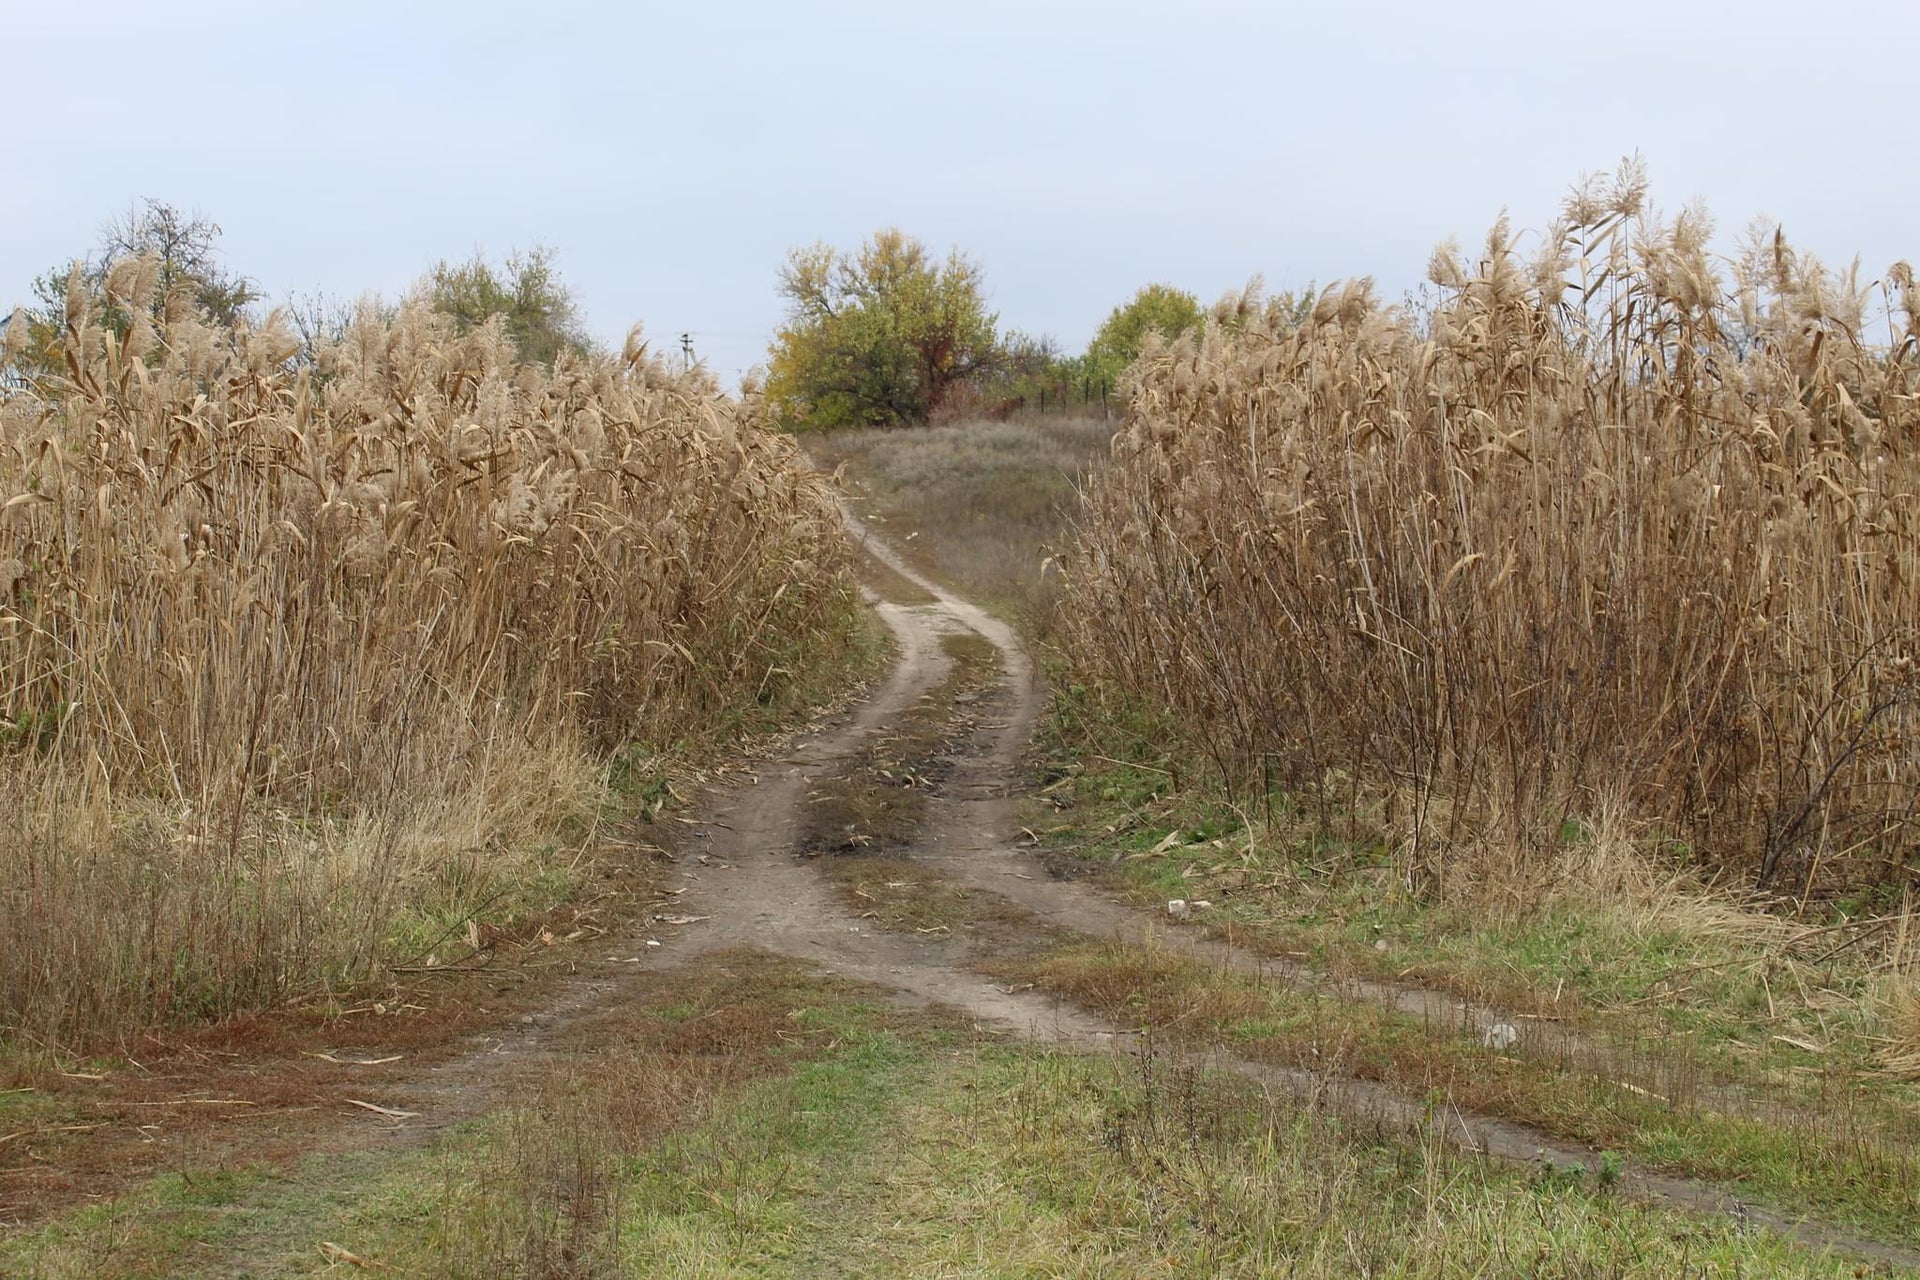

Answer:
[990,937,1920,1253]
[3,949,1873,1278]
[607,1040,1876,1278]
[798,629,1000,860]
[1025,738,1920,1073]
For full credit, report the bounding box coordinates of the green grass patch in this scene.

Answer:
[990,933,1920,1252]
[805,418,1112,623]
[11,953,1887,1277]
[800,1045,1871,1278]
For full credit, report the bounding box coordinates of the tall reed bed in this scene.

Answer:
[1060,165,1920,895]
[0,265,858,1046]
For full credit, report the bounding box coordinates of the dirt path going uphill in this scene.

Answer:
[776,517,1920,1273]
[11,513,1918,1275]
[318,514,1920,1271]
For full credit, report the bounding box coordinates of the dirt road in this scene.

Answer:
[21,515,1906,1273]
[444,512,1905,1271]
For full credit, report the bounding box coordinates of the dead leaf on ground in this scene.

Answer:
[318,1240,391,1269]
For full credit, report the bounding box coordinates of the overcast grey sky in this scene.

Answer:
[5,0,1915,382]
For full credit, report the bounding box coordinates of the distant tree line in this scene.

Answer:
[5,204,1293,430]
[763,228,1219,431]
[3,199,593,386]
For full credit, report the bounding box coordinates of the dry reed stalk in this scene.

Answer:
[0,280,858,1047]
[1062,161,1920,901]
[1873,902,1920,1077]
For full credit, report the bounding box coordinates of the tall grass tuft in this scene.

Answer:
[0,271,858,1047]
[1060,161,1920,897]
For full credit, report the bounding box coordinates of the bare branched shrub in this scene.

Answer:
[1061,162,1920,895]
[0,273,857,1046]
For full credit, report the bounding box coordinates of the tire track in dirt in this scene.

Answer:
[374,592,1123,1141]
[281,511,1917,1273]
[845,506,1526,1031]
[767,509,1920,1274]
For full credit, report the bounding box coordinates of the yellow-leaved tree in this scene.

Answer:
[765,228,999,429]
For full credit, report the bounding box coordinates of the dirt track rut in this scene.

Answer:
[390,514,1917,1272]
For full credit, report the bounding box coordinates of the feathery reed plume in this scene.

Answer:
[0,276,858,1045]
[1061,163,1920,904]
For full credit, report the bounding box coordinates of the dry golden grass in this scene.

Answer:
[1062,162,1920,899]
[0,265,859,1049]
[1874,907,1920,1080]
[805,416,1112,622]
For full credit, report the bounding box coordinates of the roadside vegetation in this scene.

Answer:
[1063,162,1920,900]
[0,240,866,1054]
[1055,161,1920,1037]
[1077,281,1206,389]
[765,230,1001,429]
[763,231,1196,432]
[9,170,1920,1274]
